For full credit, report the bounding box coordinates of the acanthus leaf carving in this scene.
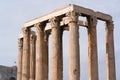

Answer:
[66,11,78,23]
[22,27,30,36]
[49,17,60,28]
[35,23,45,33]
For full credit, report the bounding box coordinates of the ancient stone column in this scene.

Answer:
[17,37,23,80]
[68,11,80,80]
[35,23,48,80]
[22,27,30,80]
[44,31,50,80]
[50,17,63,80]
[106,21,116,80]
[30,31,36,80]
[87,16,99,80]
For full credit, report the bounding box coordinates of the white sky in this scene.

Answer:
[0,0,120,79]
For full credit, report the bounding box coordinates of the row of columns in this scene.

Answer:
[17,11,116,80]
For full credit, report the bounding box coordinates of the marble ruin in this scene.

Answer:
[17,4,116,80]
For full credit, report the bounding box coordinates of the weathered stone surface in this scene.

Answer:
[87,16,99,80]
[30,31,36,80]
[24,4,112,28]
[106,21,116,80]
[0,65,17,80]
[17,38,23,80]
[68,11,80,80]
[22,27,30,80]
[35,23,47,80]
[50,17,63,80]
[43,31,49,80]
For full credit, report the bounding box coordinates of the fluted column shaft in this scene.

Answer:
[35,23,44,80]
[106,21,116,80]
[44,31,49,80]
[30,31,36,80]
[50,17,63,80]
[22,27,30,80]
[35,23,48,80]
[87,16,99,80]
[68,11,80,80]
[17,38,23,80]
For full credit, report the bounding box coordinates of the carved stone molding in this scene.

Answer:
[66,11,78,23]
[18,38,23,49]
[22,27,30,36]
[35,23,42,33]
[30,32,36,44]
[49,17,60,28]
[35,22,46,33]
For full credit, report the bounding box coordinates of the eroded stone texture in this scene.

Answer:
[68,11,80,80]
[50,17,63,80]
[17,38,23,80]
[35,23,48,80]
[35,23,44,80]
[43,31,49,80]
[106,21,116,80]
[87,16,99,80]
[30,31,36,80]
[22,27,30,80]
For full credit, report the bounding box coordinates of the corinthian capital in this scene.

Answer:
[30,31,36,42]
[66,11,78,23]
[35,23,45,33]
[49,17,60,28]
[22,27,30,36]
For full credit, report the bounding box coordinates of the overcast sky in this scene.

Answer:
[0,0,120,80]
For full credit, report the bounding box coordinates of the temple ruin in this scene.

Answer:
[17,4,116,80]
